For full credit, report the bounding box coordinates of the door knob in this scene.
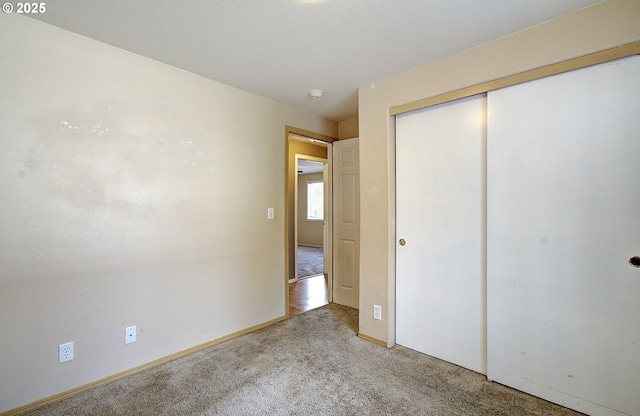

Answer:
[630,256,640,268]
[399,238,406,246]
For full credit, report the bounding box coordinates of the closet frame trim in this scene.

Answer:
[390,41,640,116]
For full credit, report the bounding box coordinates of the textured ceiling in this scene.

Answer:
[298,159,324,174]
[27,0,601,122]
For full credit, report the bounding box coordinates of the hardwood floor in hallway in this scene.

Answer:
[289,274,328,316]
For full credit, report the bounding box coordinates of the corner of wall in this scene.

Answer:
[337,116,359,140]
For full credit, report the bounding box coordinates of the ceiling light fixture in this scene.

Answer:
[309,89,323,99]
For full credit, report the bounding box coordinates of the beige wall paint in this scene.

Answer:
[338,116,359,139]
[0,14,336,412]
[358,0,640,345]
[297,172,324,247]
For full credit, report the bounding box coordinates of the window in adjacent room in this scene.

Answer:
[306,181,324,220]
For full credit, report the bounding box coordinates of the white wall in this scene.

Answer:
[0,14,336,412]
[358,0,640,344]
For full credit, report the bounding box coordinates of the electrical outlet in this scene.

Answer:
[267,208,274,220]
[59,342,74,363]
[125,326,136,344]
[373,305,382,320]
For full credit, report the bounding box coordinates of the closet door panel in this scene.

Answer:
[396,95,486,374]
[487,56,640,416]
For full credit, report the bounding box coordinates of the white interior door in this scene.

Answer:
[487,56,640,416]
[323,161,333,303]
[396,95,487,374]
[332,138,359,309]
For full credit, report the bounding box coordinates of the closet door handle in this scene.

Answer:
[399,238,406,246]
[629,256,640,268]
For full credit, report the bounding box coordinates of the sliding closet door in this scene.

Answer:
[396,95,486,374]
[487,56,640,416]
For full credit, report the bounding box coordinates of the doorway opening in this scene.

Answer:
[291,156,328,316]
[285,128,335,317]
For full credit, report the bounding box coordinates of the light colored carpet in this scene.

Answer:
[297,245,323,278]
[26,304,581,415]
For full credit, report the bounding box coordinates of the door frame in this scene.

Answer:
[391,41,640,343]
[284,126,336,317]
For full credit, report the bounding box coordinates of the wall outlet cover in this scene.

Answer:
[59,341,74,363]
[373,305,382,320]
[125,326,136,344]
